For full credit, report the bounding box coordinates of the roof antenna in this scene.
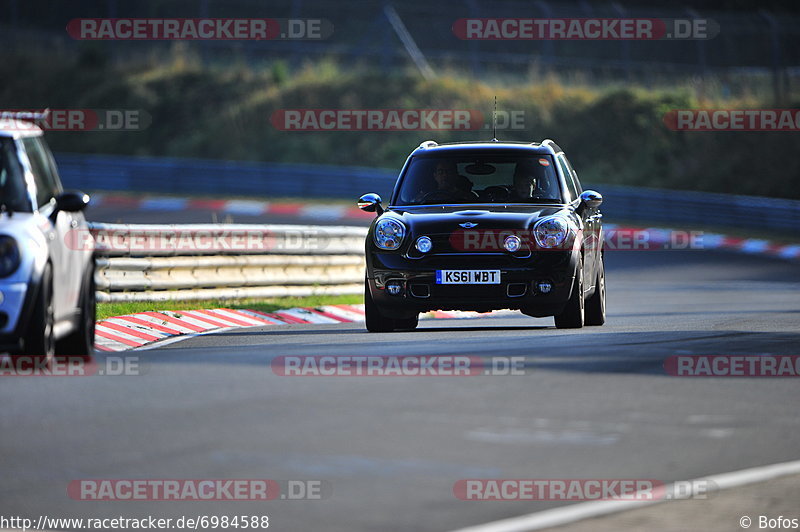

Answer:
[492,95,498,141]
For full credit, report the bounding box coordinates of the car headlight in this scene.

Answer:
[374,218,406,250]
[0,235,21,277]
[533,216,571,249]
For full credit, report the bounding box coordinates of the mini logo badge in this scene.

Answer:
[460,222,478,228]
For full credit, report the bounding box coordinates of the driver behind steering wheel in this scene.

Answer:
[417,161,476,203]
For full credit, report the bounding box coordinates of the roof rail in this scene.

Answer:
[541,138,563,154]
[417,140,438,149]
[0,110,48,123]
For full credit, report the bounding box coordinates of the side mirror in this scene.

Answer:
[579,190,602,209]
[358,193,384,215]
[55,190,90,213]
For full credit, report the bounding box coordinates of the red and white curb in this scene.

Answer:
[94,305,514,352]
[603,224,800,260]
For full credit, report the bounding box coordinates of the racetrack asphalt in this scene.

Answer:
[0,249,798,531]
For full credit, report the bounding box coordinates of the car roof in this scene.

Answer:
[0,112,45,139]
[412,139,563,156]
[0,125,43,139]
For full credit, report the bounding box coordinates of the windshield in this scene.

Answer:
[393,154,564,206]
[0,138,32,213]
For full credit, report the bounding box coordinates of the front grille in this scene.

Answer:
[408,233,531,257]
[407,254,536,269]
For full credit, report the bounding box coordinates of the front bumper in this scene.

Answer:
[0,282,28,332]
[367,250,580,317]
[0,274,41,353]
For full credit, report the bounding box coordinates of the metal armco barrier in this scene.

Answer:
[57,153,399,203]
[60,153,800,234]
[91,223,368,302]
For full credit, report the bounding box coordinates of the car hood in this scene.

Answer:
[386,204,569,234]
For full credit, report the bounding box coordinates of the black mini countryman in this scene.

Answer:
[358,139,605,332]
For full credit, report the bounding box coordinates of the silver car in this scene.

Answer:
[0,113,95,363]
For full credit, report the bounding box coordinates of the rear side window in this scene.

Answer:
[0,138,32,213]
[22,137,60,208]
[562,156,582,195]
[557,155,579,202]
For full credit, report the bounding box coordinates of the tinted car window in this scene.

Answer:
[395,154,563,205]
[562,155,582,195]
[22,137,59,208]
[557,155,579,202]
[0,138,33,213]
[37,136,63,187]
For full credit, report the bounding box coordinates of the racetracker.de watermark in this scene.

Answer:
[271,355,526,376]
[0,355,142,377]
[270,109,496,131]
[67,18,333,40]
[665,355,800,377]
[67,227,336,254]
[664,109,800,131]
[0,109,149,131]
[452,18,719,40]
[449,228,705,252]
[453,479,717,500]
[68,479,330,500]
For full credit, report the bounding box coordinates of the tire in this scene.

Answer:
[393,315,419,331]
[22,262,55,364]
[57,260,96,358]
[554,257,584,329]
[584,255,606,326]
[364,279,419,332]
[365,279,395,332]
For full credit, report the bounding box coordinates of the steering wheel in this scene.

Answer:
[421,190,478,204]
[482,185,511,202]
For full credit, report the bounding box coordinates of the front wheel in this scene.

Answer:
[364,280,418,332]
[22,263,55,364]
[554,258,584,329]
[365,279,395,332]
[584,255,606,326]
[57,260,97,357]
[393,315,419,331]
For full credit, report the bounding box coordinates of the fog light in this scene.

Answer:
[537,281,552,294]
[415,236,433,253]
[504,235,522,252]
[386,281,404,296]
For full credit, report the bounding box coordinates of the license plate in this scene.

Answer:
[435,270,501,284]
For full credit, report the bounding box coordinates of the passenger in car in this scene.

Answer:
[512,161,556,201]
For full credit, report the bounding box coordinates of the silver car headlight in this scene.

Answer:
[374,218,406,250]
[533,216,572,249]
[0,235,21,277]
